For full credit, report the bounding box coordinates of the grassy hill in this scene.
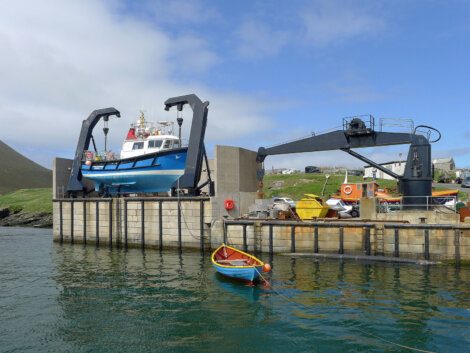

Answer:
[263,173,398,200]
[0,188,52,213]
[0,140,51,195]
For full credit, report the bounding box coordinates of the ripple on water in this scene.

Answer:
[0,228,469,353]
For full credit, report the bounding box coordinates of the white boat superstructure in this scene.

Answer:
[120,113,181,159]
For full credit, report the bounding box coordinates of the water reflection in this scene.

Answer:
[47,242,470,352]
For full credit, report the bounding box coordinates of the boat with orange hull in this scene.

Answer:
[432,189,459,197]
[332,181,459,204]
[211,244,270,283]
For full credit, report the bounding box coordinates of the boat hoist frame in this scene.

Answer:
[67,94,214,197]
[256,116,441,208]
[67,108,121,195]
[164,94,214,196]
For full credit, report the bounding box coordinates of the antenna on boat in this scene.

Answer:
[177,110,183,147]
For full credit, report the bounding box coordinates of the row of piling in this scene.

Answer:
[55,199,468,263]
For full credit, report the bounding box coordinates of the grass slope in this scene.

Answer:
[0,188,52,213]
[263,173,398,200]
[0,140,51,195]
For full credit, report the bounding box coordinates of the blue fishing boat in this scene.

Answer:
[81,149,187,194]
[212,244,271,283]
[67,94,213,198]
[81,114,187,195]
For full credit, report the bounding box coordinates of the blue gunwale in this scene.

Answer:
[81,147,188,172]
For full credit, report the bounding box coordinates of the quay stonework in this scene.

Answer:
[53,146,470,263]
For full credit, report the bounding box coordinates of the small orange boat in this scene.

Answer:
[212,244,270,282]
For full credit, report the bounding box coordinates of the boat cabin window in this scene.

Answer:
[163,140,172,149]
[132,142,144,150]
[148,140,163,149]
[173,141,180,148]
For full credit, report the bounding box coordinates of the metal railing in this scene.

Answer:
[377,196,458,213]
[378,117,414,133]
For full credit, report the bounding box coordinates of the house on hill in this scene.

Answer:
[364,160,406,180]
[432,157,455,172]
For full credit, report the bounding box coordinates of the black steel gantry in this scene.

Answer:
[256,116,441,208]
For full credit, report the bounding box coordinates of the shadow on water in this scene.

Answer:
[212,273,262,303]
[1,228,469,353]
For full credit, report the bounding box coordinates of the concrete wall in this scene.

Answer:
[53,198,212,250]
[382,227,468,260]
[53,157,95,198]
[212,145,258,219]
[375,210,460,224]
[53,158,73,198]
[54,198,470,261]
[218,221,470,261]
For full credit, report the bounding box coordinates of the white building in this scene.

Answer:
[364,160,406,180]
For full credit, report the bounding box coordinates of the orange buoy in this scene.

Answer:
[262,263,271,273]
[85,160,92,166]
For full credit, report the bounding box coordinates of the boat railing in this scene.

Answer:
[82,150,117,162]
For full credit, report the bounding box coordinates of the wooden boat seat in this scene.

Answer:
[216,259,249,266]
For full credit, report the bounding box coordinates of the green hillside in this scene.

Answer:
[0,140,51,195]
[263,173,398,200]
[0,188,52,213]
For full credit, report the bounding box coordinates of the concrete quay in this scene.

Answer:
[53,145,470,264]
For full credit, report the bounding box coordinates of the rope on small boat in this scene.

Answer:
[254,268,435,353]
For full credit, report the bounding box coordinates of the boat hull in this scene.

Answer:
[81,148,187,194]
[212,264,264,282]
[211,244,266,283]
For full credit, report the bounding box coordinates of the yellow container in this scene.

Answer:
[296,194,329,220]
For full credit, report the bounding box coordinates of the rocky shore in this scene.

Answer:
[0,207,52,228]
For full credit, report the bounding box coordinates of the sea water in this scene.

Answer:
[0,227,469,352]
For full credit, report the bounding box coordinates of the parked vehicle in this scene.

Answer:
[348,169,363,177]
[462,177,470,188]
[273,197,296,208]
[326,198,359,218]
[305,165,321,173]
[438,174,451,183]
[282,169,296,175]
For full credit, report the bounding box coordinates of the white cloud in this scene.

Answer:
[301,1,386,45]
[234,20,290,59]
[325,72,386,103]
[232,1,386,59]
[0,0,270,166]
[144,0,221,25]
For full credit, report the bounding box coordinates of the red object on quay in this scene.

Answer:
[224,199,235,211]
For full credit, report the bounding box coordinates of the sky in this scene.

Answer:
[0,0,469,170]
